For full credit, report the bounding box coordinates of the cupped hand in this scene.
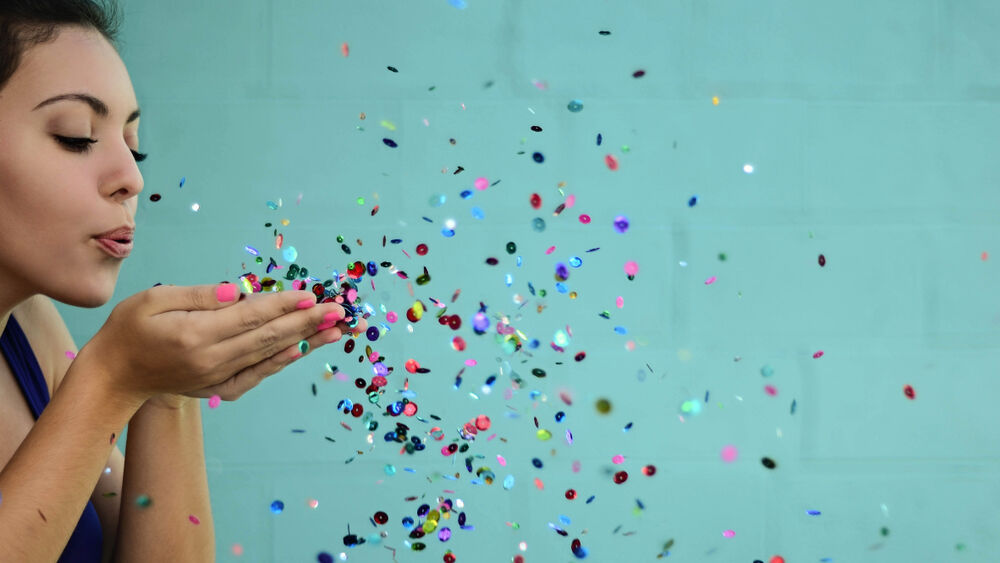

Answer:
[178,292,367,401]
[77,283,364,403]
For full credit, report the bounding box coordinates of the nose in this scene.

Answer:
[104,139,144,202]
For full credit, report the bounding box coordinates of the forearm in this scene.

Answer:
[114,396,215,561]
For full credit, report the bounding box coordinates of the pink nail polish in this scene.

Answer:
[323,311,343,323]
[316,321,337,331]
[296,299,315,310]
[216,284,238,302]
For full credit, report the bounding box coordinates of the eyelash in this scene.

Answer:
[54,135,148,162]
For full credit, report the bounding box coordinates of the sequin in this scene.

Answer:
[555,263,569,281]
[595,398,612,414]
[624,261,639,277]
[613,216,629,234]
[567,99,583,112]
[613,471,628,484]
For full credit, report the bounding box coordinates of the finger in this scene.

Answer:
[142,282,246,316]
[201,335,320,401]
[185,314,369,402]
[212,289,330,341]
[347,316,368,338]
[212,295,346,374]
[183,325,344,401]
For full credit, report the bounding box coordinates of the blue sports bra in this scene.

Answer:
[1,314,103,562]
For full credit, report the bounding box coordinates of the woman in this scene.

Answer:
[0,1,365,560]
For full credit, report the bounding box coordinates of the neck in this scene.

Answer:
[0,291,36,339]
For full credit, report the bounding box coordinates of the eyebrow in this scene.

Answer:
[32,92,140,124]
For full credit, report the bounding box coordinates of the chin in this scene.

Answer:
[48,276,119,309]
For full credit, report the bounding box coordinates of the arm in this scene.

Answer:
[112,395,215,562]
[0,357,144,561]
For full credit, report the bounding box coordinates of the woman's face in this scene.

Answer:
[0,25,144,308]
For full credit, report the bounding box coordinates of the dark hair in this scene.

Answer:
[0,0,121,94]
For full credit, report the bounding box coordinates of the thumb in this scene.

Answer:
[214,282,245,304]
[149,282,245,311]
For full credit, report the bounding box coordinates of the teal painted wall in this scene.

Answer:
[58,1,1000,561]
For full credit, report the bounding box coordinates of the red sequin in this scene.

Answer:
[475,415,491,430]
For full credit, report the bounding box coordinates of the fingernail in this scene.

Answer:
[316,320,337,331]
[290,352,302,360]
[297,299,315,310]
[216,284,238,302]
[323,310,343,323]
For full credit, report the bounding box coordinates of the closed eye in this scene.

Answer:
[54,135,147,162]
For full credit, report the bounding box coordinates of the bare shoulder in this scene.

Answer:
[13,295,79,396]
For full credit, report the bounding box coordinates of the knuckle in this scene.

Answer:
[175,330,198,352]
[189,354,215,376]
[240,310,268,331]
[256,327,282,352]
[190,287,210,310]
